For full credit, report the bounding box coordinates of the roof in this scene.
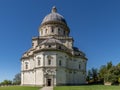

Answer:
[41,6,67,25]
[40,37,63,45]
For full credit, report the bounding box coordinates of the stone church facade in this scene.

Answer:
[21,7,87,86]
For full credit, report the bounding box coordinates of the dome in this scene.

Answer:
[41,6,67,25]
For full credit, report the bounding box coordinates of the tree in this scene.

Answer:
[1,80,12,86]
[103,63,120,84]
[118,77,120,85]
[99,65,107,82]
[106,61,113,70]
[13,73,21,85]
[99,61,114,84]
[86,70,92,83]
[87,61,120,85]
[87,68,98,84]
[88,70,92,79]
[117,63,120,67]
[91,68,98,82]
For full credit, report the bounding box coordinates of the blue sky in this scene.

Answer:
[0,0,120,82]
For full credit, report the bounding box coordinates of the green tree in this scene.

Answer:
[1,80,12,85]
[117,63,120,67]
[13,73,21,85]
[106,61,113,70]
[118,77,120,84]
[91,68,98,82]
[86,70,92,83]
[99,61,113,84]
[103,64,120,84]
[87,68,98,84]
[99,65,107,82]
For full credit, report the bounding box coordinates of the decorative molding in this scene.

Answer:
[47,55,53,59]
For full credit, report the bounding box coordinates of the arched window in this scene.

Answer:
[59,60,62,66]
[25,62,28,69]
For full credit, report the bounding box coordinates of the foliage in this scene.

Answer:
[13,73,21,85]
[118,77,120,84]
[106,61,113,70]
[87,61,120,84]
[98,65,107,82]
[103,65,120,84]
[98,61,120,84]
[0,80,12,86]
[91,68,98,82]
[87,68,98,84]
[104,73,113,82]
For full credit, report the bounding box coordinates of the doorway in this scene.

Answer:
[47,79,51,86]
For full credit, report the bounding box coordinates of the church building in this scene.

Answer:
[21,7,87,86]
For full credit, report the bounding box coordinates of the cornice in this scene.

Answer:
[39,21,70,33]
[21,48,87,61]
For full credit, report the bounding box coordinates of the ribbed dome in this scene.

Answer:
[41,6,67,25]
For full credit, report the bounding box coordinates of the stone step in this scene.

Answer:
[40,86,53,90]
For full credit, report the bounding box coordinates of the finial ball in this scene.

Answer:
[52,6,57,13]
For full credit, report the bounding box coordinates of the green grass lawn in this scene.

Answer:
[0,86,40,90]
[54,85,120,90]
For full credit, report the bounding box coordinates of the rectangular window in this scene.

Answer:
[64,31,65,35]
[48,59,51,65]
[51,26,54,33]
[38,60,40,66]
[79,64,81,69]
[25,62,28,69]
[51,29,54,33]
[45,29,47,33]
[59,60,62,66]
